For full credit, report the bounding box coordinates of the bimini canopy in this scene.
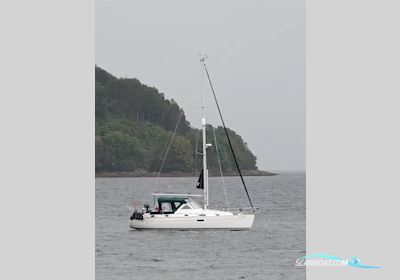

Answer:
[157,196,188,204]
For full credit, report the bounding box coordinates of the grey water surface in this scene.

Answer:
[96,173,305,280]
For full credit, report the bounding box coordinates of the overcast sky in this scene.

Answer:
[96,0,305,172]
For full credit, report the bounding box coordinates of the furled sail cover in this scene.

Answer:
[196,169,204,189]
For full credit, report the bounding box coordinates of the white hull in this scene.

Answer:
[130,212,255,230]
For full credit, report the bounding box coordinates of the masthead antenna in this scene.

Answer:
[198,54,208,64]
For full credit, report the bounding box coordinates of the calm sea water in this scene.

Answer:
[96,173,305,280]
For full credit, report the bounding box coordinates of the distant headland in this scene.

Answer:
[95,66,275,177]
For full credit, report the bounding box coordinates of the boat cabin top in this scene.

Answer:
[152,195,202,214]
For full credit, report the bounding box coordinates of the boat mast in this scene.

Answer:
[202,56,255,212]
[200,55,209,209]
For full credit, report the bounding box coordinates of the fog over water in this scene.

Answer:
[96,0,305,171]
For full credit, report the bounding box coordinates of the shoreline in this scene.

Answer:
[95,170,277,178]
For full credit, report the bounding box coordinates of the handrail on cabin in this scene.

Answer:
[151,193,203,197]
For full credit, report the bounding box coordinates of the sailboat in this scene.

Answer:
[129,56,255,230]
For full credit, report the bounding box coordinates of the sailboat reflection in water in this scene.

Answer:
[130,56,255,230]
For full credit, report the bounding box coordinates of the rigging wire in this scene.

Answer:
[149,60,200,195]
[150,108,184,197]
[202,61,255,212]
[156,108,185,179]
[212,125,228,207]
